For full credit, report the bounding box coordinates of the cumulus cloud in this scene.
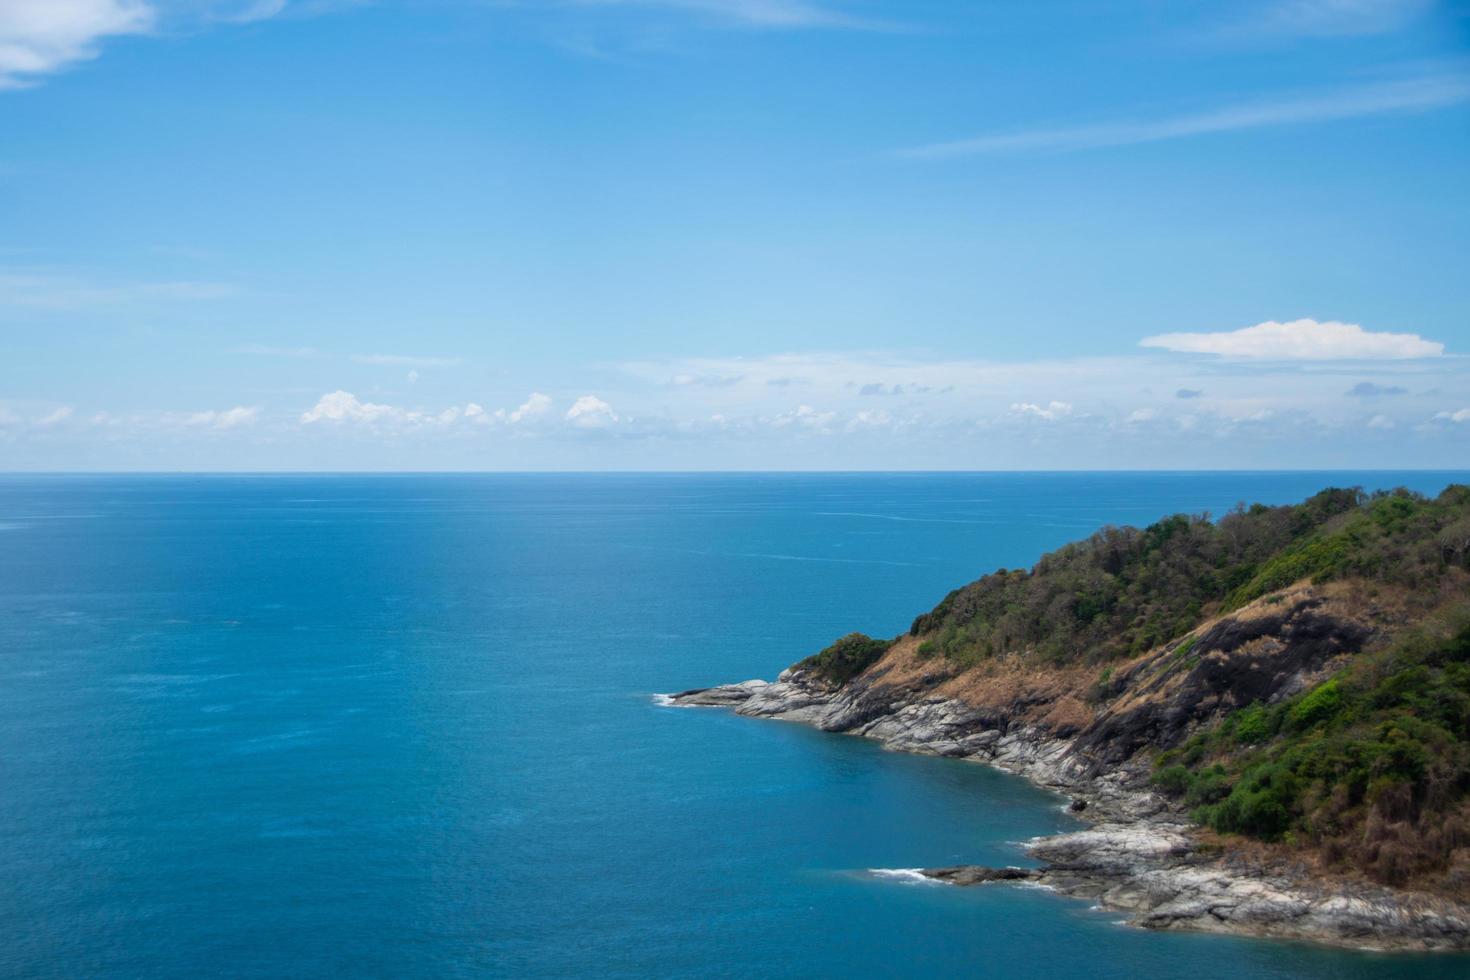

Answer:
[1367,414,1395,430]
[565,394,620,428]
[301,390,398,424]
[1127,408,1157,423]
[1010,400,1074,421]
[301,390,490,427]
[502,392,552,424]
[1435,408,1470,424]
[1140,319,1443,360]
[1346,380,1408,398]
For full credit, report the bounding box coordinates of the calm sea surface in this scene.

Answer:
[2,472,1468,979]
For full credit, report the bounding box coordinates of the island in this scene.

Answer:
[666,485,1470,951]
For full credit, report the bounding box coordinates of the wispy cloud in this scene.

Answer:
[1346,380,1409,397]
[214,0,288,24]
[232,343,319,358]
[349,353,463,368]
[0,0,153,90]
[570,0,889,31]
[1247,0,1434,39]
[0,1,335,90]
[180,405,259,429]
[37,405,74,426]
[897,74,1470,159]
[0,270,236,309]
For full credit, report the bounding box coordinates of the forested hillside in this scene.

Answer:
[796,486,1470,891]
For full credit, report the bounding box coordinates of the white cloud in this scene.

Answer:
[1252,0,1432,38]
[1010,400,1073,421]
[406,370,419,384]
[898,74,1470,159]
[0,270,236,309]
[300,390,485,427]
[671,372,742,387]
[37,405,74,426]
[1140,318,1443,360]
[1367,413,1395,430]
[565,394,620,428]
[1126,408,1157,423]
[502,392,552,424]
[572,0,881,30]
[769,404,837,431]
[300,390,400,424]
[217,0,288,23]
[231,343,318,358]
[846,408,892,430]
[0,0,153,89]
[185,405,259,429]
[1435,408,1470,423]
[350,353,462,368]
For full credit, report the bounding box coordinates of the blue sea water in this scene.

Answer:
[2,472,1468,979]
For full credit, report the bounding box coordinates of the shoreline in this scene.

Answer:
[661,668,1470,953]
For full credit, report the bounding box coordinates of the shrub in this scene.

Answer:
[903,485,1468,666]
[1233,703,1272,744]
[796,633,892,684]
[1288,679,1343,731]
[1152,765,1193,797]
[1180,622,1470,882]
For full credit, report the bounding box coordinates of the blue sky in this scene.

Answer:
[1,0,1468,470]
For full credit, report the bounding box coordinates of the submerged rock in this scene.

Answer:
[921,866,1041,886]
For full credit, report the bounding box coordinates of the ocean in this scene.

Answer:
[1,472,1467,978]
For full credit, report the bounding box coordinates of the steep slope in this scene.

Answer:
[667,485,1470,950]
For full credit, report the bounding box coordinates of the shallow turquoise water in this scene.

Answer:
[1,472,1467,978]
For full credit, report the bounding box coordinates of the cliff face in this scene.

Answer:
[667,486,1470,951]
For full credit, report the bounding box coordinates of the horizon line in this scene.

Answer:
[2,468,1467,477]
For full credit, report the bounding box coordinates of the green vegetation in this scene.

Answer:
[1151,620,1470,885]
[888,482,1470,887]
[909,485,1470,665]
[796,632,893,684]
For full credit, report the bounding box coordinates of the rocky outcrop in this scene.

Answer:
[918,823,1470,950]
[662,594,1470,952]
[1075,595,1374,767]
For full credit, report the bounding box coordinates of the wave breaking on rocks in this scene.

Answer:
[662,665,1470,952]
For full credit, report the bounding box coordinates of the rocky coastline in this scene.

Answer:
[663,666,1470,952]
